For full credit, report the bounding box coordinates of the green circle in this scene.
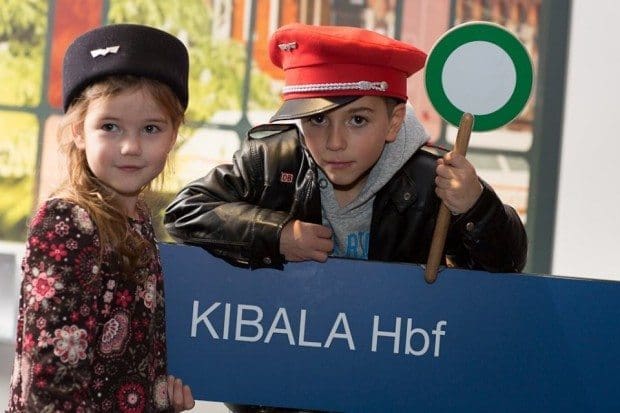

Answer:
[425,22,533,132]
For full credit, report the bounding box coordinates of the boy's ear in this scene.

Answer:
[385,103,406,143]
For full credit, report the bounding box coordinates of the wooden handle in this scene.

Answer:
[425,113,474,284]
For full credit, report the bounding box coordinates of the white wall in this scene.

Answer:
[553,0,620,280]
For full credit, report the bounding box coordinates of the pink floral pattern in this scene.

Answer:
[100,311,130,355]
[72,205,95,234]
[55,221,70,236]
[153,375,171,410]
[53,325,88,365]
[8,198,172,412]
[117,382,147,412]
[48,243,68,261]
[138,274,158,312]
[27,264,59,302]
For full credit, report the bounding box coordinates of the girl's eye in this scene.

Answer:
[144,124,161,134]
[349,115,368,127]
[101,123,119,132]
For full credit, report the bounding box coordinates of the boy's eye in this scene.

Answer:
[307,114,326,126]
[349,115,368,127]
[144,124,161,134]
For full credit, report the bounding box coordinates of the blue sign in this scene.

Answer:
[160,243,620,412]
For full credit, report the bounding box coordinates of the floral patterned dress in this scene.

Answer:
[7,198,173,412]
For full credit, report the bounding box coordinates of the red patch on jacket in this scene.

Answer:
[280,172,294,183]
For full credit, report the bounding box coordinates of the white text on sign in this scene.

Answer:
[190,301,447,357]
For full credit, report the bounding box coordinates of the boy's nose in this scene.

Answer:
[325,124,347,151]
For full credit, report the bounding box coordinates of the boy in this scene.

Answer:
[164,23,527,274]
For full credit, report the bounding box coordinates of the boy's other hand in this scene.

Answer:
[435,151,483,214]
[168,375,195,412]
[280,219,333,262]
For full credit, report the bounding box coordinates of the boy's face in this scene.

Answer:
[301,96,405,200]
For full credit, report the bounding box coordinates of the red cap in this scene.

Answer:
[269,23,427,121]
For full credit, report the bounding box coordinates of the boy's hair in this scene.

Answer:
[384,97,405,118]
[55,75,184,278]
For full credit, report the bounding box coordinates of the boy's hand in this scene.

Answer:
[168,375,195,412]
[435,151,483,214]
[280,219,333,262]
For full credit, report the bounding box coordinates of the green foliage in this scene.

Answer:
[249,67,281,110]
[0,177,33,241]
[0,52,42,105]
[0,0,46,106]
[0,112,38,241]
[108,0,210,32]
[0,0,47,48]
[0,112,38,175]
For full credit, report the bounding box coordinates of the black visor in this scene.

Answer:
[270,96,359,122]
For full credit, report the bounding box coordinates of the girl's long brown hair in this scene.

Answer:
[55,75,184,279]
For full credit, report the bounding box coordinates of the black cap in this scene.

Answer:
[270,96,358,122]
[62,24,189,112]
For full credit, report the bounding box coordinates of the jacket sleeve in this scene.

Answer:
[446,181,528,272]
[9,199,102,411]
[164,126,301,269]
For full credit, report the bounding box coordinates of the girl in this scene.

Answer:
[8,24,194,412]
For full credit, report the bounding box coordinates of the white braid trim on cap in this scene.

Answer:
[282,80,388,95]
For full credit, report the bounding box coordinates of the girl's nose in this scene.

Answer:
[120,133,142,156]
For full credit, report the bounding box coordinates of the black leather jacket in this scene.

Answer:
[164,123,527,273]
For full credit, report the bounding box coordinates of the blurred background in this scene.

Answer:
[1,0,618,410]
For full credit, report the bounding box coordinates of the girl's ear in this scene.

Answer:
[385,103,406,143]
[71,123,85,149]
[167,129,179,153]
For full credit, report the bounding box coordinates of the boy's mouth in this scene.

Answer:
[325,161,353,169]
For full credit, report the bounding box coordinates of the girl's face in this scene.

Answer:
[75,87,177,216]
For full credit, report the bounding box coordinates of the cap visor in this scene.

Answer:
[270,96,359,122]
